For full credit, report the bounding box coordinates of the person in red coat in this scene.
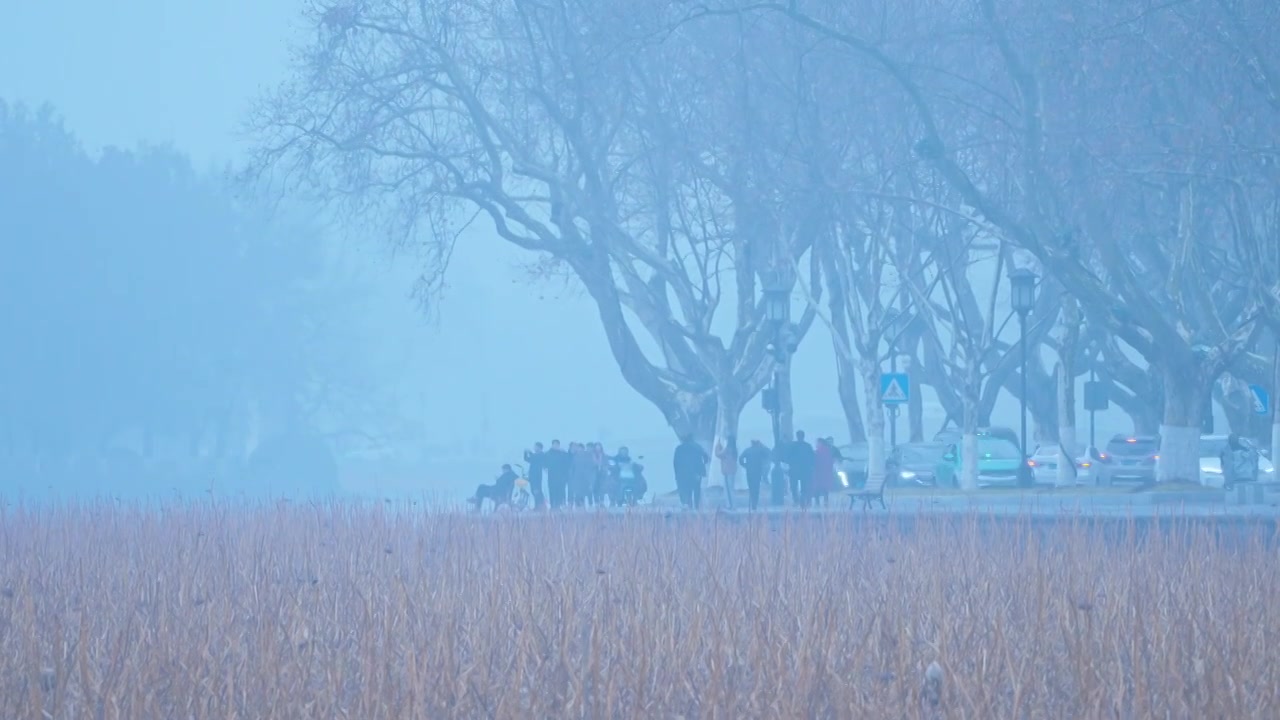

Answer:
[812,437,837,507]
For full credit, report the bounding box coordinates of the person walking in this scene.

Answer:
[715,436,740,509]
[786,430,816,507]
[523,442,547,509]
[544,440,571,509]
[673,435,709,510]
[739,439,771,511]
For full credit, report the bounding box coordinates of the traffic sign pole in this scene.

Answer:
[889,355,898,449]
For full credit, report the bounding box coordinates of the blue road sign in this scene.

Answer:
[1249,384,1270,416]
[880,373,910,406]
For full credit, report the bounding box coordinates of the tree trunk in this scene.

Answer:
[778,356,795,442]
[833,349,866,443]
[908,355,925,442]
[1030,368,1059,444]
[1156,362,1209,484]
[708,387,743,491]
[1056,362,1077,487]
[959,366,981,491]
[861,359,887,491]
[1216,378,1267,442]
[1273,350,1280,456]
[1056,297,1080,486]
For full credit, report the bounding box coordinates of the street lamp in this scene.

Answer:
[761,268,792,507]
[765,278,790,326]
[1009,267,1038,481]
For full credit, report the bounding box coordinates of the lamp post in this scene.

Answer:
[1009,268,1038,476]
[762,269,792,506]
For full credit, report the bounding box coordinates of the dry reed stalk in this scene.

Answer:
[0,502,1278,717]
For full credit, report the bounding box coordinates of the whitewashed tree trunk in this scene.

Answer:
[862,359,887,491]
[1157,424,1200,483]
[1273,353,1280,460]
[708,389,741,493]
[1156,365,1207,483]
[1056,362,1077,487]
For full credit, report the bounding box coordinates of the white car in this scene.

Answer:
[1199,435,1275,486]
[1028,444,1095,485]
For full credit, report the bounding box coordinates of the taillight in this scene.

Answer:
[1027,459,1037,467]
[1153,455,1160,461]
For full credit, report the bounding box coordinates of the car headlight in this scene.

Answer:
[837,471,850,487]
[899,470,917,480]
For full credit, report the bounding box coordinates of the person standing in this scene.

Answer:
[523,442,547,509]
[1222,433,1259,489]
[739,439,771,511]
[570,443,597,507]
[544,439,571,509]
[786,430,816,507]
[812,437,836,507]
[673,435,709,510]
[715,436,740,509]
[591,442,607,505]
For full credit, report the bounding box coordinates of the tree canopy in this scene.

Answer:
[0,101,375,497]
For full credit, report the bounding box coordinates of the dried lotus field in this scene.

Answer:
[1,501,1278,718]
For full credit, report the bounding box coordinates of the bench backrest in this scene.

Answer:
[863,468,888,494]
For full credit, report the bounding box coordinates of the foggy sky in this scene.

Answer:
[0,0,1161,488]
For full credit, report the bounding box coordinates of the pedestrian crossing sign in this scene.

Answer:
[880,373,910,405]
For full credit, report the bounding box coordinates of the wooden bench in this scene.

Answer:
[846,471,888,511]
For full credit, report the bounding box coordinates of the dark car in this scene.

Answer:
[1096,434,1160,485]
[886,443,947,486]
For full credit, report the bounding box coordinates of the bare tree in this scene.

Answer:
[729,0,1266,482]
[251,0,820,447]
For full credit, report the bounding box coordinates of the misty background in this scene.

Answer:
[0,0,1160,500]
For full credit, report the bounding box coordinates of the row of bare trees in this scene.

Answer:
[252,0,1280,487]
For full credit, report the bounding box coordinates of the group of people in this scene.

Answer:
[520,441,645,509]
[474,430,846,512]
[672,430,845,511]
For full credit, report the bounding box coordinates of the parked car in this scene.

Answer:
[886,443,948,486]
[934,434,1030,488]
[1028,443,1095,485]
[1095,435,1160,486]
[1198,435,1276,486]
[836,443,870,489]
[933,426,1021,449]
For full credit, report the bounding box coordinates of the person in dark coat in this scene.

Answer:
[786,430,816,507]
[739,439,772,511]
[673,435,709,509]
[523,442,547,509]
[468,464,518,511]
[544,439,571,509]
